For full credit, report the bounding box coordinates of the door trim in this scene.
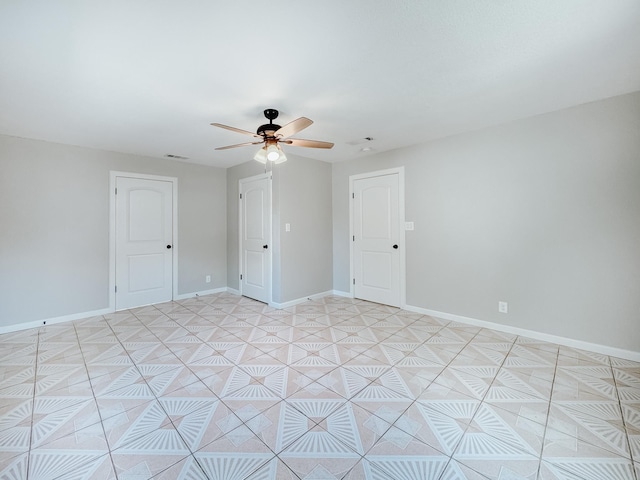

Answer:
[109,171,178,311]
[238,172,272,304]
[349,167,406,308]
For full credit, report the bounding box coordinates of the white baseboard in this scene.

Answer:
[0,307,113,335]
[331,290,352,298]
[1,287,229,334]
[269,290,335,309]
[226,287,241,295]
[404,304,640,363]
[174,287,227,300]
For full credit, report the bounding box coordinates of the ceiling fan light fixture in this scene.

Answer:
[266,144,280,161]
[253,147,267,164]
[274,149,287,164]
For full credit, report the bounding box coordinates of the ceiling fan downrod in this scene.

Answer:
[257,109,281,137]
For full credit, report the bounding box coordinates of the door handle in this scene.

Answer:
[166,245,172,249]
[393,244,398,249]
[263,245,268,249]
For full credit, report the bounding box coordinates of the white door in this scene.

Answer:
[353,173,401,307]
[115,176,173,310]
[240,175,271,303]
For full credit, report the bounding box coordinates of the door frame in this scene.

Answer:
[109,171,178,311]
[349,167,406,308]
[238,172,273,304]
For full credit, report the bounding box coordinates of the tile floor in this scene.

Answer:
[0,293,639,480]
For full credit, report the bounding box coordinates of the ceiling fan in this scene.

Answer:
[211,109,334,164]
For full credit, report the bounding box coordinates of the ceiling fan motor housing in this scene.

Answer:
[257,123,282,136]
[257,108,281,136]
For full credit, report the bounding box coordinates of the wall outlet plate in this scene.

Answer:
[498,301,508,313]
[205,275,211,283]
[405,221,414,231]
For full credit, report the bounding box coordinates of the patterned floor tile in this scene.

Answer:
[103,400,172,451]
[196,415,275,455]
[452,344,507,367]
[0,378,35,402]
[348,402,396,454]
[432,366,494,400]
[220,364,287,399]
[286,382,347,406]
[0,452,29,480]
[342,366,406,401]
[454,450,539,480]
[542,428,636,480]
[171,401,227,453]
[343,351,395,368]
[452,405,542,479]
[621,403,640,463]
[483,386,550,428]
[1,415,32,453]
[88,363,142,393]
[1,293,639,479]
[277,398,356,455]
[281,454,361,480]
[244,456,299,480]
[194,452,275,480]
[513,338,549,357]
[145,365,205,397]
[390,365,444,398]
[112,437,190,480]
[150,455,208,479]
[616,370,640,403]
[30,450,115,480]
[552,370,619,403]
[250,325,294,344]
[364,451,449,480]
[185,364,234,394]
[30,397,102,449]
[439,458,492,479]
[288,342,341,368]
[401,399,477,455]
[546,404,630,462]
[504,345,557,369]
[419,343,463,365]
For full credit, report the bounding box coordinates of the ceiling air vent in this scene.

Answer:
[165,154,189,160]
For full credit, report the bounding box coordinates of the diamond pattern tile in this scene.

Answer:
[0,293,638,480]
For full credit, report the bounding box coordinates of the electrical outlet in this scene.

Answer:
[285,223,291,232]
[498,301,508,313]
[205,275,211,283]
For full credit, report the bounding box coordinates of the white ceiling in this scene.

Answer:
[1,1,639,168]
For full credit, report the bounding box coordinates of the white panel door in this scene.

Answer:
[240,175,271,303]
[353,173,401,307]
[116,177,173,310]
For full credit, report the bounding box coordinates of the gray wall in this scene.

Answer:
[333,92,640,352]
[0,135,227,327]
[277,155,333,302]
[227,154,333,303]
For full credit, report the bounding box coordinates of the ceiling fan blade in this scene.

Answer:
[282,138,334,149]
[275,117,313,139]
[215,141,263,150]
[211,123,260,137]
